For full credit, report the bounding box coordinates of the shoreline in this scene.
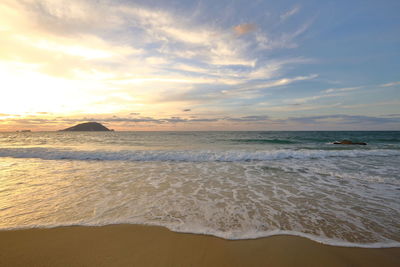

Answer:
[0,224,399,267]
[2,223,399,248]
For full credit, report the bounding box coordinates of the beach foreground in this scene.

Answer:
[0,224,399,267]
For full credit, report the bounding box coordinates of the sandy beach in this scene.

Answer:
[0,224,399,267]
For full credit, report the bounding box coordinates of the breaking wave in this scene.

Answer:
[1,147,400,162]
[230,138,298,144]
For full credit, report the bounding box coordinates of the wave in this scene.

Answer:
[230,138,298,144]
[375,138,400,143]
[1,222,399,248]
[1,147,400,162]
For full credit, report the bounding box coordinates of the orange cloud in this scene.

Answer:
[233,23,256,36]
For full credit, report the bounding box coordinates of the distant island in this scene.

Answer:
[60,122,113,131]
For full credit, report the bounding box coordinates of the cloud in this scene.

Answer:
[340,100,400,109]
[3,112,399,131]
[233,23,256,36]
[0,0,331,130]
[259,103,341,112]
[384,113,400,117]
[289,114,400,125]
[226,115,269,121]
[238,74,318,92]
[1,114,271,126]
[286,94,341,105]
[380,81,400,87]
[324,86,362,93]
[255,17,313,50]
[285,86,361,106]
[280,6,300,21]
[155,74,318,103]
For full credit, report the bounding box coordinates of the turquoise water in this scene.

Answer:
[0,131,399,247]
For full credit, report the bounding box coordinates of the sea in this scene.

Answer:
[0,131,399,248]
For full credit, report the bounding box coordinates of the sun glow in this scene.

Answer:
[0,61,108,115]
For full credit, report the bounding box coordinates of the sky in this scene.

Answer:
[0,0,399,131]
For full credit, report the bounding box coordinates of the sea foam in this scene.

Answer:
[1,147,400,162]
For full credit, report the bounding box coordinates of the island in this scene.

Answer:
[60,122,113,131]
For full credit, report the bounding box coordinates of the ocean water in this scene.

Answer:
[0,131,399,247]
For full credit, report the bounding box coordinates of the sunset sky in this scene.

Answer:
[1,0,399,131]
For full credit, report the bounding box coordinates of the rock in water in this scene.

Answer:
[333,140,367,145]
[60,122,112,131]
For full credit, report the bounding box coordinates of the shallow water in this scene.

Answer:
[0,131,399,247]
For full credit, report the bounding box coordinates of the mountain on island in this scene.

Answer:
[60,122,113,131]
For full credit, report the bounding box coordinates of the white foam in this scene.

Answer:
[1,152,399,249]
[1,147,399,162]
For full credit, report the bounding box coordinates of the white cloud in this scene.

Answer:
[286,93,342,105]
[280,6,300,21]
[239,74,318,92]
[286,86,361,105]
[256,20,312,50]
[256,102,341,112]
[324,86,362,93]
[0,0,319,122]
[380,81,400,87]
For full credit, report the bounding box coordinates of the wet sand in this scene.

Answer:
[0,224,399,267]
